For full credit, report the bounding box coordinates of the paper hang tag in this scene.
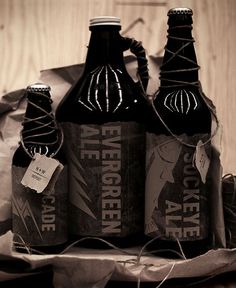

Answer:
[193,140,210,184]
[21,153,64,193]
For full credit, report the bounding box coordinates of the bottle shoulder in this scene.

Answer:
[147,88,212,135]
[56,97,150,124]
[154,88,210,111]
[56,66,150,124]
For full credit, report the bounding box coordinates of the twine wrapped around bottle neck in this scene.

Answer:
[146,23,219,148]
[160,24,199,89]
[20,91,63,159]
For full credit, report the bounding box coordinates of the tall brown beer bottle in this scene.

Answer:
[56,16,149,247]
[145,8,213,257]
[12,83,68,254]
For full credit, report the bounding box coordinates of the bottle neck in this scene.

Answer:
[160,19,199,89]
[22,92,59,149]
[83,26,125,73]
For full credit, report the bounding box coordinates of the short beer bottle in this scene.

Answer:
[12,83,68,253]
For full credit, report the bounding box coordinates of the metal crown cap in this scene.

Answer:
[26,83,51,92]
[89,16,121,27]
[168,7,193,16]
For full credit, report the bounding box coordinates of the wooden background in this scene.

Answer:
[0,0,235,175]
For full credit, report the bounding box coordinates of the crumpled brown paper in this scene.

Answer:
[0,231,236,287]
[0,89,26,234]
[0,55,230,287]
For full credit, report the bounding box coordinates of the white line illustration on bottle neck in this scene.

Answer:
[163,89,198,114]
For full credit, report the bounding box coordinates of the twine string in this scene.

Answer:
[133,24,219,149]
[160,24,199,88]
[13,25,219,285]
[149,23,219,148]
[20,91,64,158]
[123,37,149,91]
[13,234,192,287]
[13,232,217,288]
[137,264,154,288]
[12,234,222,287]
[154,262,176,288]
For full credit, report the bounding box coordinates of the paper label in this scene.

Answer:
[12,165,68,246]
[61,121,145,237]
[194,140,210,183]
[21,153,63,193]
[145,133,211,241]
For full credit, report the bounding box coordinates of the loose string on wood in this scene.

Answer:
[20,91,63,159]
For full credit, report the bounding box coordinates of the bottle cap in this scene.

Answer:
[26,83,51,92]
[168,7,193,16]
[89,16,121,27]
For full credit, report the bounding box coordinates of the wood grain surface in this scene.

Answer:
[0,0,235,174]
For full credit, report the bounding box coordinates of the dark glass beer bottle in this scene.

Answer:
[145,8,212,257]
[56,16,149,247]
[12,83,68,254]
